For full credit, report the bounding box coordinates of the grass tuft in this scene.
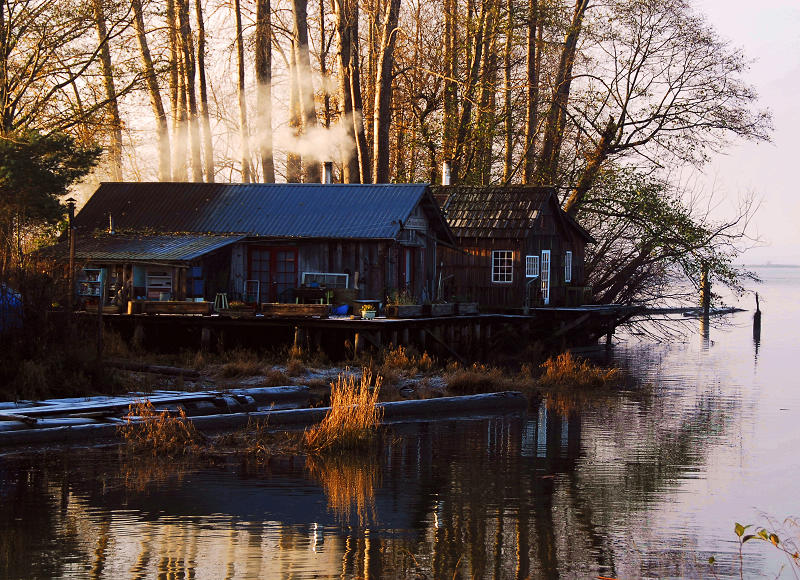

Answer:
[118,399,202,455]
[537,351,620,389]
[303,370,383,454]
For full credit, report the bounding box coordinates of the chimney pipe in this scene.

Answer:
[442,160,451,185]
[108,212,115,234]
[322,161,333,184]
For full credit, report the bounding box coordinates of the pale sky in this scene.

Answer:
[695,0,800,265]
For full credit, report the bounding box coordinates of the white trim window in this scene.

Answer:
[492,250,514,283]
[525,255,540,278]
[564,251,573,283]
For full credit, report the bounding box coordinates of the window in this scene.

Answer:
[525,255,540,278]
[302,272,349,288]
[564,251,573,283]
[492,250,514,283]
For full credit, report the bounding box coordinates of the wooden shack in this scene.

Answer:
[65,183,454,308]
[432,185,594,309]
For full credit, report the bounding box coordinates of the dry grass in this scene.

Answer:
[444,363,516,395]
[303,370,383,454]
[306,453,379,526]
[537,351,620,390]
[118,399,202,455]
[286,357,306,377]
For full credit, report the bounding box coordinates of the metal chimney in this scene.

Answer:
[442,160,451,185]
[108,212,115,234]
[322,161,333,184]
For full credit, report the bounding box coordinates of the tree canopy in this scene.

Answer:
[0,130,100,273]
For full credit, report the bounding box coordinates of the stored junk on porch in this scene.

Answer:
[59,182,455,313]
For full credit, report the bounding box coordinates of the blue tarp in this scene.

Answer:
[0,284,22,333]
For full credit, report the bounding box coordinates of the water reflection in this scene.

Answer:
[0,389,741,579]
[7,265,800,578]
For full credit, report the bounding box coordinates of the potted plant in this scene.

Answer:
[360,303,377,319]
[384,289,423,318]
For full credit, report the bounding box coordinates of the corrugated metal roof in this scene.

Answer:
[431,185,554,239]
[70,233,245,262]
[75,183,437,240]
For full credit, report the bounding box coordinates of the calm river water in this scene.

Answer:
[1,266,798,579]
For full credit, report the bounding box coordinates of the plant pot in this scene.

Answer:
[455,302,479,315]
[361,310,376,320]
[384,304,423,318]
[428,303,455,317]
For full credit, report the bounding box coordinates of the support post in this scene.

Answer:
[201,326,212,352]
[700,263,711,317]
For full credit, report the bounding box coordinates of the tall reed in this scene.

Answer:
[304,370,383,454]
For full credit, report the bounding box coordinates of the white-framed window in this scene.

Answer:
[492,250,514,283]
[301,272,349,288]
[564,251,573,283]
[525,255,540,278]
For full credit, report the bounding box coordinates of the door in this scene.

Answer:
[399,247,415,291]
[541,250,551,305]
[249,247,297,302]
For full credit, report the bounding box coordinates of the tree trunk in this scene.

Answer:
[537,0,589,184]
[442,0,458,169]
[234,0,252,183]
[522,0,540,184]
[333,0,359,182]
[166,0,186,180]
[255,0,275,182]
[132,0,170,181]
[177,0,202,181]
[287,45,303,183]
[292,0,320,183]
[502,0,514,183]
[372,0,400,183]
[562,116,615,216]
[92,0,123,181]
[195,0,215,182]
[319,0,331,129]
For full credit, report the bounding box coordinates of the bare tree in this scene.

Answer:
[177,0,202,181]
[292,0,320,182]
[255,0,275,182]
[91,0,124,181]
[372,0,400,183]
[233,0,252,182]
[132,0,170,181]
[562,0,771,215]
[194,0,214,182]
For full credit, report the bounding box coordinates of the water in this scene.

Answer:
[2,266,799,579]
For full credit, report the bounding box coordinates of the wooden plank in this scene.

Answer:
[0,413,37,425]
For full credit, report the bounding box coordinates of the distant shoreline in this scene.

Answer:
[743,263,799,269]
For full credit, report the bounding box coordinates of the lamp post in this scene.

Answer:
[66,197,76,313]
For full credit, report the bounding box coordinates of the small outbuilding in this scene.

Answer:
[65,182,454,308]
[432,185,594,309]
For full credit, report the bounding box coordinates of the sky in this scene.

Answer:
[695,0,800,265]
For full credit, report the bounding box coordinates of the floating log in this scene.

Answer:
[0,391,527,446]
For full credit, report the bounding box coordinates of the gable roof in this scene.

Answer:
[431,185,594,242]
[75,182,454,244]
[432,185,553,239]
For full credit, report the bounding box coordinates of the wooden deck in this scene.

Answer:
[85,304,639,362]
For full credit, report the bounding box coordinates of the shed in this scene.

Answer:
[66,182,454,306]
[432,185,594,309]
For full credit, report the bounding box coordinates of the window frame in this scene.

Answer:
[564,251,573,284]
[525,255,540,278]
[491,250,514,284]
